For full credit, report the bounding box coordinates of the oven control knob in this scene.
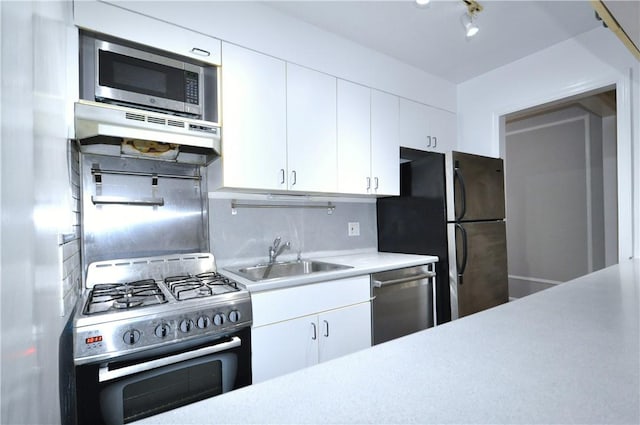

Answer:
[228,310,241,323]
[213,313,226,326]
[179,319,194,333]
[123,329,141,345]
[155,323,171,338]
[196,316,211,329]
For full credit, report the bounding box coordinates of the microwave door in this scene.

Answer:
[94,40,203,116]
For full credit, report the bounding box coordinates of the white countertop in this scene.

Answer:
[137,259,639,424]
[222,250,439,292]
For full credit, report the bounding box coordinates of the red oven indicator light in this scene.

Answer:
[85,336,103,344]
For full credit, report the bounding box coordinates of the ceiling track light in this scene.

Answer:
[461,0,482,38]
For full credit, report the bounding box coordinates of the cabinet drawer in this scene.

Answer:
[252,276,370,327]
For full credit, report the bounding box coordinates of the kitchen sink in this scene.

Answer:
[225,259,352,282]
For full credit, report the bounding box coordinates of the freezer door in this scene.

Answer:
[448,221,508,318]
[449,151,505,221]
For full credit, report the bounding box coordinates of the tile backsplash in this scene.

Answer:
[208,196,377,265]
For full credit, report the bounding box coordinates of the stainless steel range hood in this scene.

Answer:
[74,100,221,164]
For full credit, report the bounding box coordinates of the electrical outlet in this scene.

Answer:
[348,222,360,237]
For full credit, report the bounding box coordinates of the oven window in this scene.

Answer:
[122,360,223,423]
[98,50,186,102]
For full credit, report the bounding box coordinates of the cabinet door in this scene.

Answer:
[251,315,319,383]
[371,90,399,196]
[399,98,430,151]
[75,1,221,65]
[337,80,371,195]
[429,107,457,153]
[286,64,337,193]
[221,43,287,190]
[318,302,372,363]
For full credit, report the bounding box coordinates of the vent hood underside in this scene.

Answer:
[74,100,221,164]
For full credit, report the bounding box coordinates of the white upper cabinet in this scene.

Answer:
[399,98,456,154]
[429,106,457,153]
[371,90,400,196]
[74,1,221,65]
[286,64,338,193]
[337,84,400,196]
[399,98,430,151]
[337,80,371,194]
[219,43,287,191]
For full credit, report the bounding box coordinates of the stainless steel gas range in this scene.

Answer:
[60,151,252,425]
[74,253,251,366]
[67,253,252,425]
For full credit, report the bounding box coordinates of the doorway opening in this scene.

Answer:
[501,87,617,298]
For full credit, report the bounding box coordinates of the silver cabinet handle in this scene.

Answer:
[98,336,241,382]
[372,272,436,288]
[374,177,379,190]
[291,170,297,186]
[279,169,285,184]
[366,177,371,191]
[427,135,432,147]
[323,320,329,337]
[190,47,210,57]
[433,136,437,148]
[311,322,317,340]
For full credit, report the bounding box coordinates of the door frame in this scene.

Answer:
[496,76,633,262]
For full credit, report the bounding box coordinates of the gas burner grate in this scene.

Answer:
[84,279,167,314]
[165,272,240,301]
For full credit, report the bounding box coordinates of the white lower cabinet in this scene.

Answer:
[252,302,371,383]
[251,276,372,383]
[251,314,319,382]
[317,302,371,363]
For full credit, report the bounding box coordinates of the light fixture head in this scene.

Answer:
[460,0,482,38]
[415,0,431,7]
[461,12,479,37]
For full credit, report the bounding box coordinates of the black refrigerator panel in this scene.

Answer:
[451,220,509,317]
[377,198,451,324]
[400,148,447,200]
[451,151,505,221]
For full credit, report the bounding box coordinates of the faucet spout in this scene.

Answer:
[268,237,290,263]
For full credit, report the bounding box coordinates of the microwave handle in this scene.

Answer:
[98,336,241,382]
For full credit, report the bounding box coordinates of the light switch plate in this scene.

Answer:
[348,222,360,236]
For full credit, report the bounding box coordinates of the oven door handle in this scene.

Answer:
[98,336,241,383]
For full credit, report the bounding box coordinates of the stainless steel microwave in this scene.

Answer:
[80,32,218,122]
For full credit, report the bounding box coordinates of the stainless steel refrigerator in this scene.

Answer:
[377,149,508,322]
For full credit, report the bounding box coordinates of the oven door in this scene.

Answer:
[74,331,251,425]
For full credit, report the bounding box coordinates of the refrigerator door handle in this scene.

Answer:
[454,165,467,221]
[455,223,468,284]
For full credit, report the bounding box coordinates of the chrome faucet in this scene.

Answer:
[268,237,290,264]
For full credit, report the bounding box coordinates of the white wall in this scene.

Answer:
[602,115,618,266]
[0,2,75,424]
[457,27,639,260]
[505,107,608,298]
[105,0,456,112]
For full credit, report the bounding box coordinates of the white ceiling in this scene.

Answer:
[264,0,603,83]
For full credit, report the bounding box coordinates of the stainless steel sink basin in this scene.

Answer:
[225,259,352,282]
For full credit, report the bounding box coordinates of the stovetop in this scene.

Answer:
[73,253,252,365]
[82,272,241,315]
